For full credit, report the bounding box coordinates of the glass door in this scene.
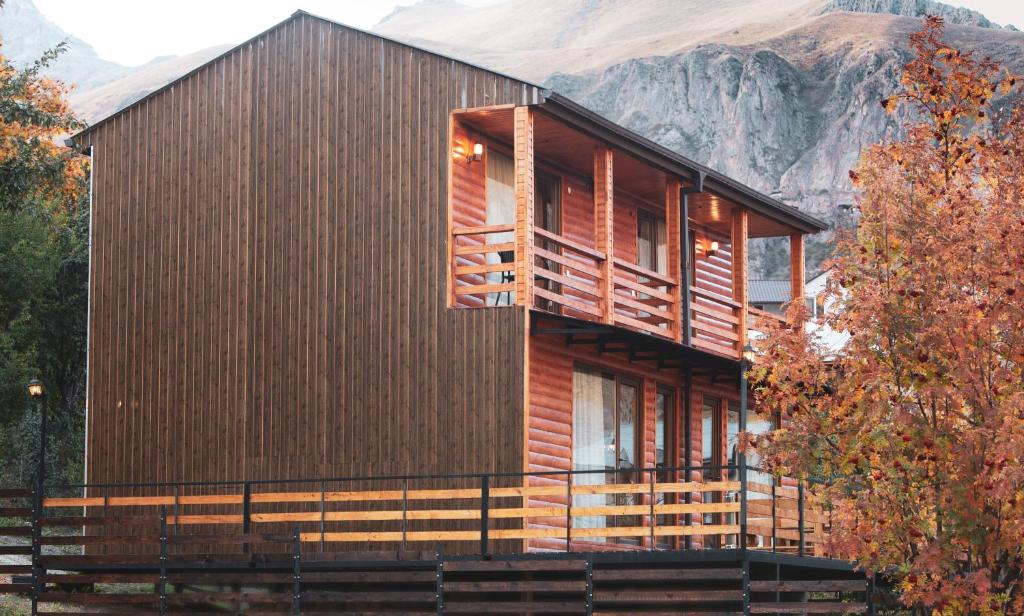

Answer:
[572,366,640,543]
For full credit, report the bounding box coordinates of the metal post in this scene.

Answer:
[584,556,594,616]
[435,546,444,615]
[648,470,655,550]
[867,571,877,616]
[479,475,490,558]
[402,479,409,553]
[739,356,749,551]
[159,507,167,616]
[30,484,40,616]
[771,482,777,553]
[798,482,806,557]
[36,393,47,489]
[319,480,326,554]
[242,482,251,554]
[565,471,572,552]
[27,380,45,616]
[742,554,751,616]
[292,525,301,615]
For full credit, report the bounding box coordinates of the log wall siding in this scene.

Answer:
[691,223,734,299]
[526,332,745,550]
[79,14,542,486]
[450,125,490,309]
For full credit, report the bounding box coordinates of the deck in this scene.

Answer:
[0,467,879,614]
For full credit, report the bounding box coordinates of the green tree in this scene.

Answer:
[0,23,89,487]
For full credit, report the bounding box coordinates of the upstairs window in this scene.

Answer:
[637,211,667,275]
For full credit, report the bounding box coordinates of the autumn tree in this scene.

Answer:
[749,17,1024,615]
[0,24,89,486]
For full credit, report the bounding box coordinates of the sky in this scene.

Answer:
[30,0,1024,68]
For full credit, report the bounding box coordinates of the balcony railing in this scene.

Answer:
[690,286,742,357]
[611,259,679,337]
[533,227,606,319]
[452,225,796,360]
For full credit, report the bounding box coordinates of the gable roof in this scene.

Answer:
[74,9,828,233]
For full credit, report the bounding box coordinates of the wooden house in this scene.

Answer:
[21,10,880,614]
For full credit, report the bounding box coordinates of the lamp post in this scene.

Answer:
[27,379,45,616]
[27,379,46,487]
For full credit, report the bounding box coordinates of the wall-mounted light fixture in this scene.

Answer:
[452,141,484,163]
[706,240,719,258]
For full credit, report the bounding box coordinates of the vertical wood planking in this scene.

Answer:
[78,14,536,488]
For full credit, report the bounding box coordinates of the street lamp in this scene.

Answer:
[27,379,46,487]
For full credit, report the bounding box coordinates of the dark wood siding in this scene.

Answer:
[79,14,541,485]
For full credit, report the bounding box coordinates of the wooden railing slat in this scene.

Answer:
[535,227,606,261]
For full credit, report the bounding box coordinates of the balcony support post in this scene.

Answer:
[790,232,805,319]
[666,180,683,343]
[732,208,749,354]
[513,106,535,308]
[594,147,614,324]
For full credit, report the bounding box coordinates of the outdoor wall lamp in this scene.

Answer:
[28,379,44,397]
[706,240,719,257]
[452,141,484,163]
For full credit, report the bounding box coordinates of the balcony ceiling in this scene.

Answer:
[457,106,804,237]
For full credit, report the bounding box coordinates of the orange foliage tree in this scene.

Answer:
[749,17,1024,615]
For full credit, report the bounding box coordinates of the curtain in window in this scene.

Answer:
[572,367,614,537]
[485,151,515,304]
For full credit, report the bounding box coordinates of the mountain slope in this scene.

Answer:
[546,12,1023,215]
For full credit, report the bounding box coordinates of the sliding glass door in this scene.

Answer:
[572,365,639,542]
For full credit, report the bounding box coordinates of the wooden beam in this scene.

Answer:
[513,106,535,307]
[594,147,614,324]
[790,232,805,319]
[732,208,749,351]
[666,180,682,343]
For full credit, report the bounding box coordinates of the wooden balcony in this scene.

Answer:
[448,104,808,361]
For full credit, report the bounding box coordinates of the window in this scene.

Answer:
[572,366,641,542]
[535,172,562,311]
[637,211,667,275]
[535,171,560,234]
